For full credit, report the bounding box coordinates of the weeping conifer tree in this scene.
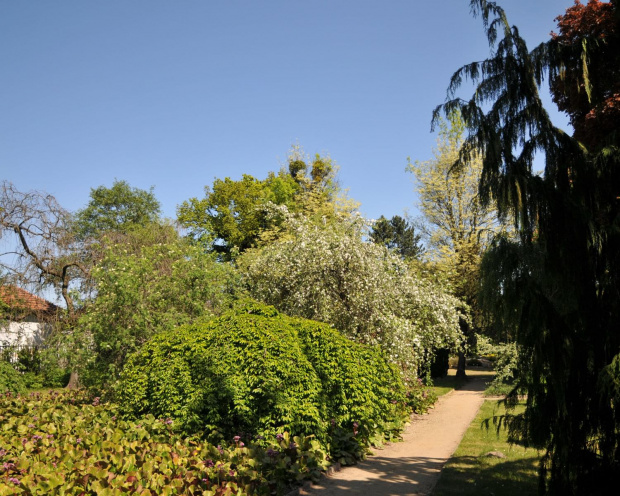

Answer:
[436,1,620,493]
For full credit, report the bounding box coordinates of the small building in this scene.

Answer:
[0,286,58,351]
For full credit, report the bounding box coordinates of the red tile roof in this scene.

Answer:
[0,286,58,315]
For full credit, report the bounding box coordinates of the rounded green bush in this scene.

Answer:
[0,361,26,394]
[117,303,407,447]
[289,317,407,435]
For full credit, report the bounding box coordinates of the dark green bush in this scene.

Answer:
[117,303,408,458]
[40,364,71,388]
[0,361,26,394]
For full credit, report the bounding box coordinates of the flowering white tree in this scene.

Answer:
[239,213,463,379]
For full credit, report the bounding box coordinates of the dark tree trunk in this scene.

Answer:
[456,316,469,378]
[455,349,467,378]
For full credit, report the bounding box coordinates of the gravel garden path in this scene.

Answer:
[299,371,493,496]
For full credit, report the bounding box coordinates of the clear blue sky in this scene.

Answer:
[1,0,572,222]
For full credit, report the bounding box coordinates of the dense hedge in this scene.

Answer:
[117,303,408,456]
[0,362,25,394]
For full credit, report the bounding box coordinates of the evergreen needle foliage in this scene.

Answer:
[438,1,620,493]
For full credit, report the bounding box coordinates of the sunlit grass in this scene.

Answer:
[433,400,541,496]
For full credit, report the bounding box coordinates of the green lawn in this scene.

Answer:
[433,400,541,496]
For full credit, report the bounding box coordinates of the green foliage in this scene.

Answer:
[74,179,161,239]
[117,303,408,462]
[176,147,352,260]
[438,1,620,492]
[407,112,499,309]
[476,335,519,396]
[1,345,70,390]
[239,215,463,380]
[286,313,409,452]
[433,401,540,496]
[407,112,497,270]
[79,223,240,391]
[117,306,324,440]
[177,173,300,259]
[286,146,339,204]
[0,361,26,394]
[16,346,70,389]
[407,112,501,377]
[0,390,329,495]
[369,215,425,260]
[405,377,438,412]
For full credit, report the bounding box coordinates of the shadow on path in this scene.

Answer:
[306,456,448,496]
[452,372,494,392]
[301,372,491,496]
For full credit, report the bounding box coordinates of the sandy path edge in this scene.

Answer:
[297,375,490,496]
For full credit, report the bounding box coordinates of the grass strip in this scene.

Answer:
[432,400,541,496]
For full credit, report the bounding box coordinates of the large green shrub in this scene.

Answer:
[288,316,407,435]
[0,361,26,394]
[117,303,407,453]
[79,223,240,391]
[238,215,463,380]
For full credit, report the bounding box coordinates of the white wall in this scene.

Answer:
[0,321,50,347]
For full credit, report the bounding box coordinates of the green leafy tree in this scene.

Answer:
[407,112,499,377]
[177,147,352,259]
[286,145,342,213]
[438,0,620,492]
[177,173,299,259]
[79,223,240,391]
[369,215,424,260]
[75,180,161,239]
[238,214,462,381]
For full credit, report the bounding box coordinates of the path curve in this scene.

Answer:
[300,374,490,496]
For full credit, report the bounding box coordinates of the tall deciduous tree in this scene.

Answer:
[0,181,90,317]
[0,181,92,388]
[549,0,619,149]
[177,173,299,259]
[74,179,161,239]
[177,147,351,259]
[438,0,620,492]
[407,112,498,377]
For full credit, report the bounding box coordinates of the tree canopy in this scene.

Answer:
[438,0,620,492]
[177,173,299,259]
[79,223,240,391]
[238,214,463,380]
[549,0,619,148]
[369,215,424,260]
[74,180,161,239]
[0,180,90,316]
[177,148,350,259]
[407,112,500,375]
